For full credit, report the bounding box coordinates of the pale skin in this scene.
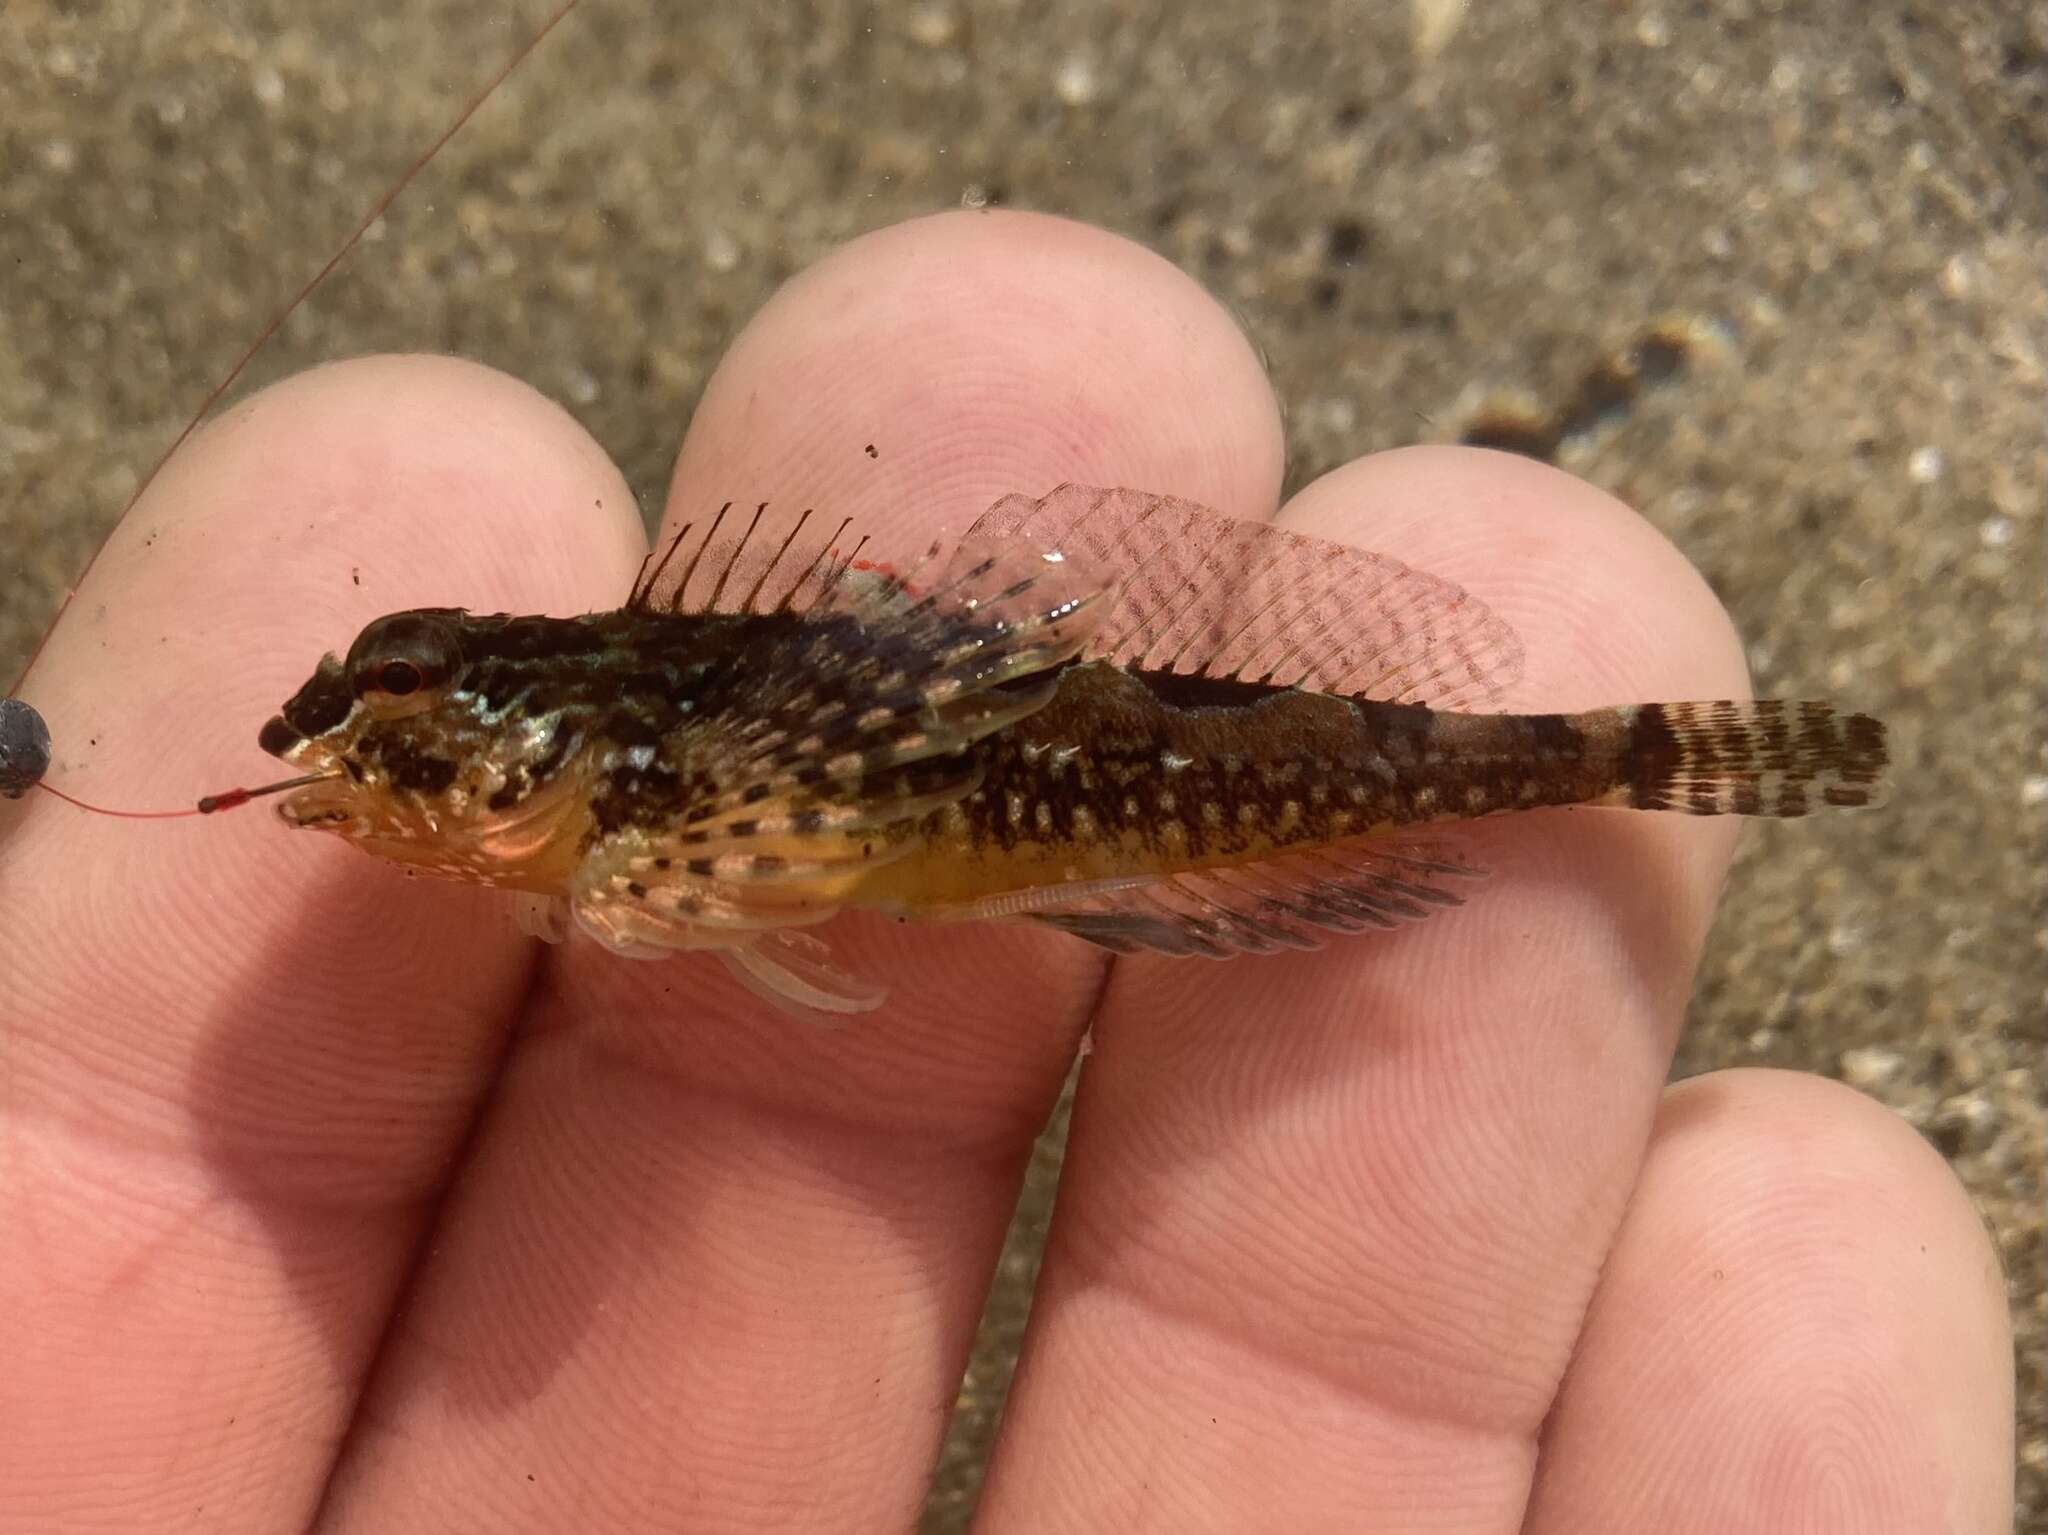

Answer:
[1,212,2013,1531]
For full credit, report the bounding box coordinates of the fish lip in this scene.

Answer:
[258,714,305,759]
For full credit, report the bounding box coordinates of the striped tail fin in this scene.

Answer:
[1614,700,1888,817]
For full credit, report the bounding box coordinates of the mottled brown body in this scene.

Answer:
[860,664,1629,910]
[861,668,1885,914]
[254,483,1887,1012]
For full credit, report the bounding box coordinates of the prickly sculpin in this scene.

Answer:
[251,485,1888,1016]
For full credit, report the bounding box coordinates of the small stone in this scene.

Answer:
[1938,252,1980,299]
[1839,1045,1902,1088]
[1979,514,2014,549]
[1932,1038,1988,1086]
[702,228,740,273]
[1053,54,1098,107]
[1306,396,1358,434]
[1926,1094,1998,1157]
[1906,445,1945,483]
[906,2,958,48]
[1410,0,1469,62]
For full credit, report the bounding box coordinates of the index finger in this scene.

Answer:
[0,356,644,1530]
[309,212,1289,1533]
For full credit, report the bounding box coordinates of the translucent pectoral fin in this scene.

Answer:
[511,892,572,944]
[572,835,837,953]
[1024,838,1486,958]
[569,834,887,1020]
[721,931,888,1021]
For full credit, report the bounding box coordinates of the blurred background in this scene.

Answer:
[4,1,2041,1525]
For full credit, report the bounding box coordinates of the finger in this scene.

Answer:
[318,211,1286,1532]
[0,356,641,1532]
[1526,1068,2014,1534]
[977,446,1752,1529]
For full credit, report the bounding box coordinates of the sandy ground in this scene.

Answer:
[4,0,2041,1525]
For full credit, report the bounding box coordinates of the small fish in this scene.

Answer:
[248,485,1888,1017]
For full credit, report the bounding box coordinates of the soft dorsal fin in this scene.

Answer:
[966,483,1525,711]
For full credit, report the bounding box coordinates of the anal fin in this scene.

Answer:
[1024,838,1484,959]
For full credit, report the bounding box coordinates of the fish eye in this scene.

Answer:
[375,660,424,696]
[346,611,464,717]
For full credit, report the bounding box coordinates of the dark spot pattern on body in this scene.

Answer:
[1526,713,1586,757]
[596,708,665,749]
[1626,704,1683,809]
[590,761,682,835]
[960,664,1444,859]
[372,737,459,795]
[1131,670,1287,712]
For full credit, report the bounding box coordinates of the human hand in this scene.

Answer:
[2,211,2011,1532]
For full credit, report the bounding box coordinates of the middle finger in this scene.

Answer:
[980,448,1752,1529]
[322,211,1285,1531]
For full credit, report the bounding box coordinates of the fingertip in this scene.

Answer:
[28,353,641,802]
[10,352,643,1106]
[1281,444,1750,710]
[1529,1066,2014,1534]
[667,209,1286,541]
[0,355,651,1524]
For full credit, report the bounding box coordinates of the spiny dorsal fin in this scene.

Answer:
[628,502,868,617]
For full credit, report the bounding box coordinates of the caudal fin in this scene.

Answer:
[1618,700,1888,817]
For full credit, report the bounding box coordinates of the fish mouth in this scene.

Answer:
[271,753,590,890]
[276,778,365,831]
[259,714,305,760]
[255,722,362,831]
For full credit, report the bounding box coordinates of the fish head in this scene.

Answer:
[259,608,598,888]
